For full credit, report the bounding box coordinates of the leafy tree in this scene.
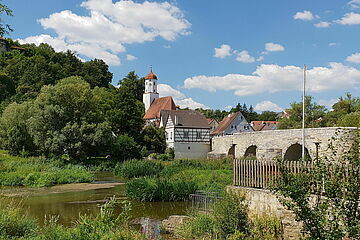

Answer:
[196,108,229,122]
[274,129,360,239]
[257,111,278,121]
[0,101,37,155]
[0,1,12,36]
[80,59,113,88]
[324,93,360,127]
[337,112,360,127]
[141,125,166,154]
[278,96,327,129]
[117,71,145,102]
[28,76,112,159]
[112,134,141,161]
[0,73,15,102]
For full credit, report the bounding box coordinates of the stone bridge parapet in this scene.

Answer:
[208,127,357,160]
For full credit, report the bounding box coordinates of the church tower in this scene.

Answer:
[143,67,159,112]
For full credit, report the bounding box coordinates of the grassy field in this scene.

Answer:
[0,151,94,187]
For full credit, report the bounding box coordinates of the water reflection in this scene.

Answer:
[0,172,190,226]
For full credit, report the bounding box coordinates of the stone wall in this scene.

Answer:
[210,127,356,160]
[228,186,302,239]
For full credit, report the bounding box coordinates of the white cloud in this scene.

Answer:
[214,44,233,58]
[158,84,207,109]
[19,0,191,65]
[318,99,338,110]
[314,21,331,28]
[126,54,137,61]
[224,105,232,111]
[254,101,283,112]
[346,52,360,63]
[236,50,255,63]
[256,56,265,62]
[265,42,285,52]
[348,0,360,9]
[184,63,360,96]
[336,12,360,25]
[329,42,337,46]
[19,34,121,65]
[294,10,315,21]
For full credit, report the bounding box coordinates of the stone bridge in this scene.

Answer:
[208,127,357,160]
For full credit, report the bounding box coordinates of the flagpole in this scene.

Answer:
[302,64,306,160]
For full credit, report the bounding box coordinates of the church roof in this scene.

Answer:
[144,96,176,120]
[161,110,210,128]
[211,112,240,135]
[145,69,157,80]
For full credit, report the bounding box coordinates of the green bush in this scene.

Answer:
[126,177,198,201]
[114,159,163,178]
[213,191,249,239]
[249,214,283,240]
[177,213,217,239]
[156,153,170,161]
[0,203,37,239]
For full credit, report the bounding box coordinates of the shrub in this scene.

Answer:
[126,177,198,201]
[177,213,217,239]
[0,203,37,239]
[249,214,283,240]
[213,191,249,238]
[156,153,170,161]
[165,147,175,159]
[114,159,163,178]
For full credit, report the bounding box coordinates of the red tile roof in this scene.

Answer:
[145,69,157,80]
[251,121,279,131]
[143,96,176,120]
[211,112,239,135]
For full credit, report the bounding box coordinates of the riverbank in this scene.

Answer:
[0,151,94,187]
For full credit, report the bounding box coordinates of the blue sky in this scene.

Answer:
[3,0,360,111]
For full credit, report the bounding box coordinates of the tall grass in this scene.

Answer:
[0,154,94,187]
[114,159,164,178]
[126,177,198,201]
[118,158,233,201]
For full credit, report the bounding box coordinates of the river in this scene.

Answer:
[0,172,190,226]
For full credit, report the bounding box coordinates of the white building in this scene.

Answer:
[160,110,211,159]
[211,111,254,137]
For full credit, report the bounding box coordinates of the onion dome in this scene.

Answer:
[145,67,157,80]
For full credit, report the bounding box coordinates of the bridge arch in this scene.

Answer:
[284,143,311,161]
[244,145,257,158]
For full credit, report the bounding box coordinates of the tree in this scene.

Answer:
[0,101,37,155]
[278,96,327,129]
[0,2,12,36]
[324,93,360,127]
[0,73,15,102]
[28,76,112,159]
[117,71,145,102]
[141,125,166,154]
[80,59,113,88]
[274,129,360,239]
[257,111,278,121]
[112,134,141,161]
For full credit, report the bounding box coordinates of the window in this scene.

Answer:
[166,132,169,140]
[188,146,191,150]
[196,132,201,139]
[183,131,189,138]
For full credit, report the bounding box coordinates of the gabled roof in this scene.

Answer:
[211,112,239,135]
[251,121,279,131]
[144,96,176,120]
[161,110,210,128]
[207,118,217,125]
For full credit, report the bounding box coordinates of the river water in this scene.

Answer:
[0,172,190,226]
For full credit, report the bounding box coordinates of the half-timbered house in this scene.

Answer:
[160,110,210,159]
